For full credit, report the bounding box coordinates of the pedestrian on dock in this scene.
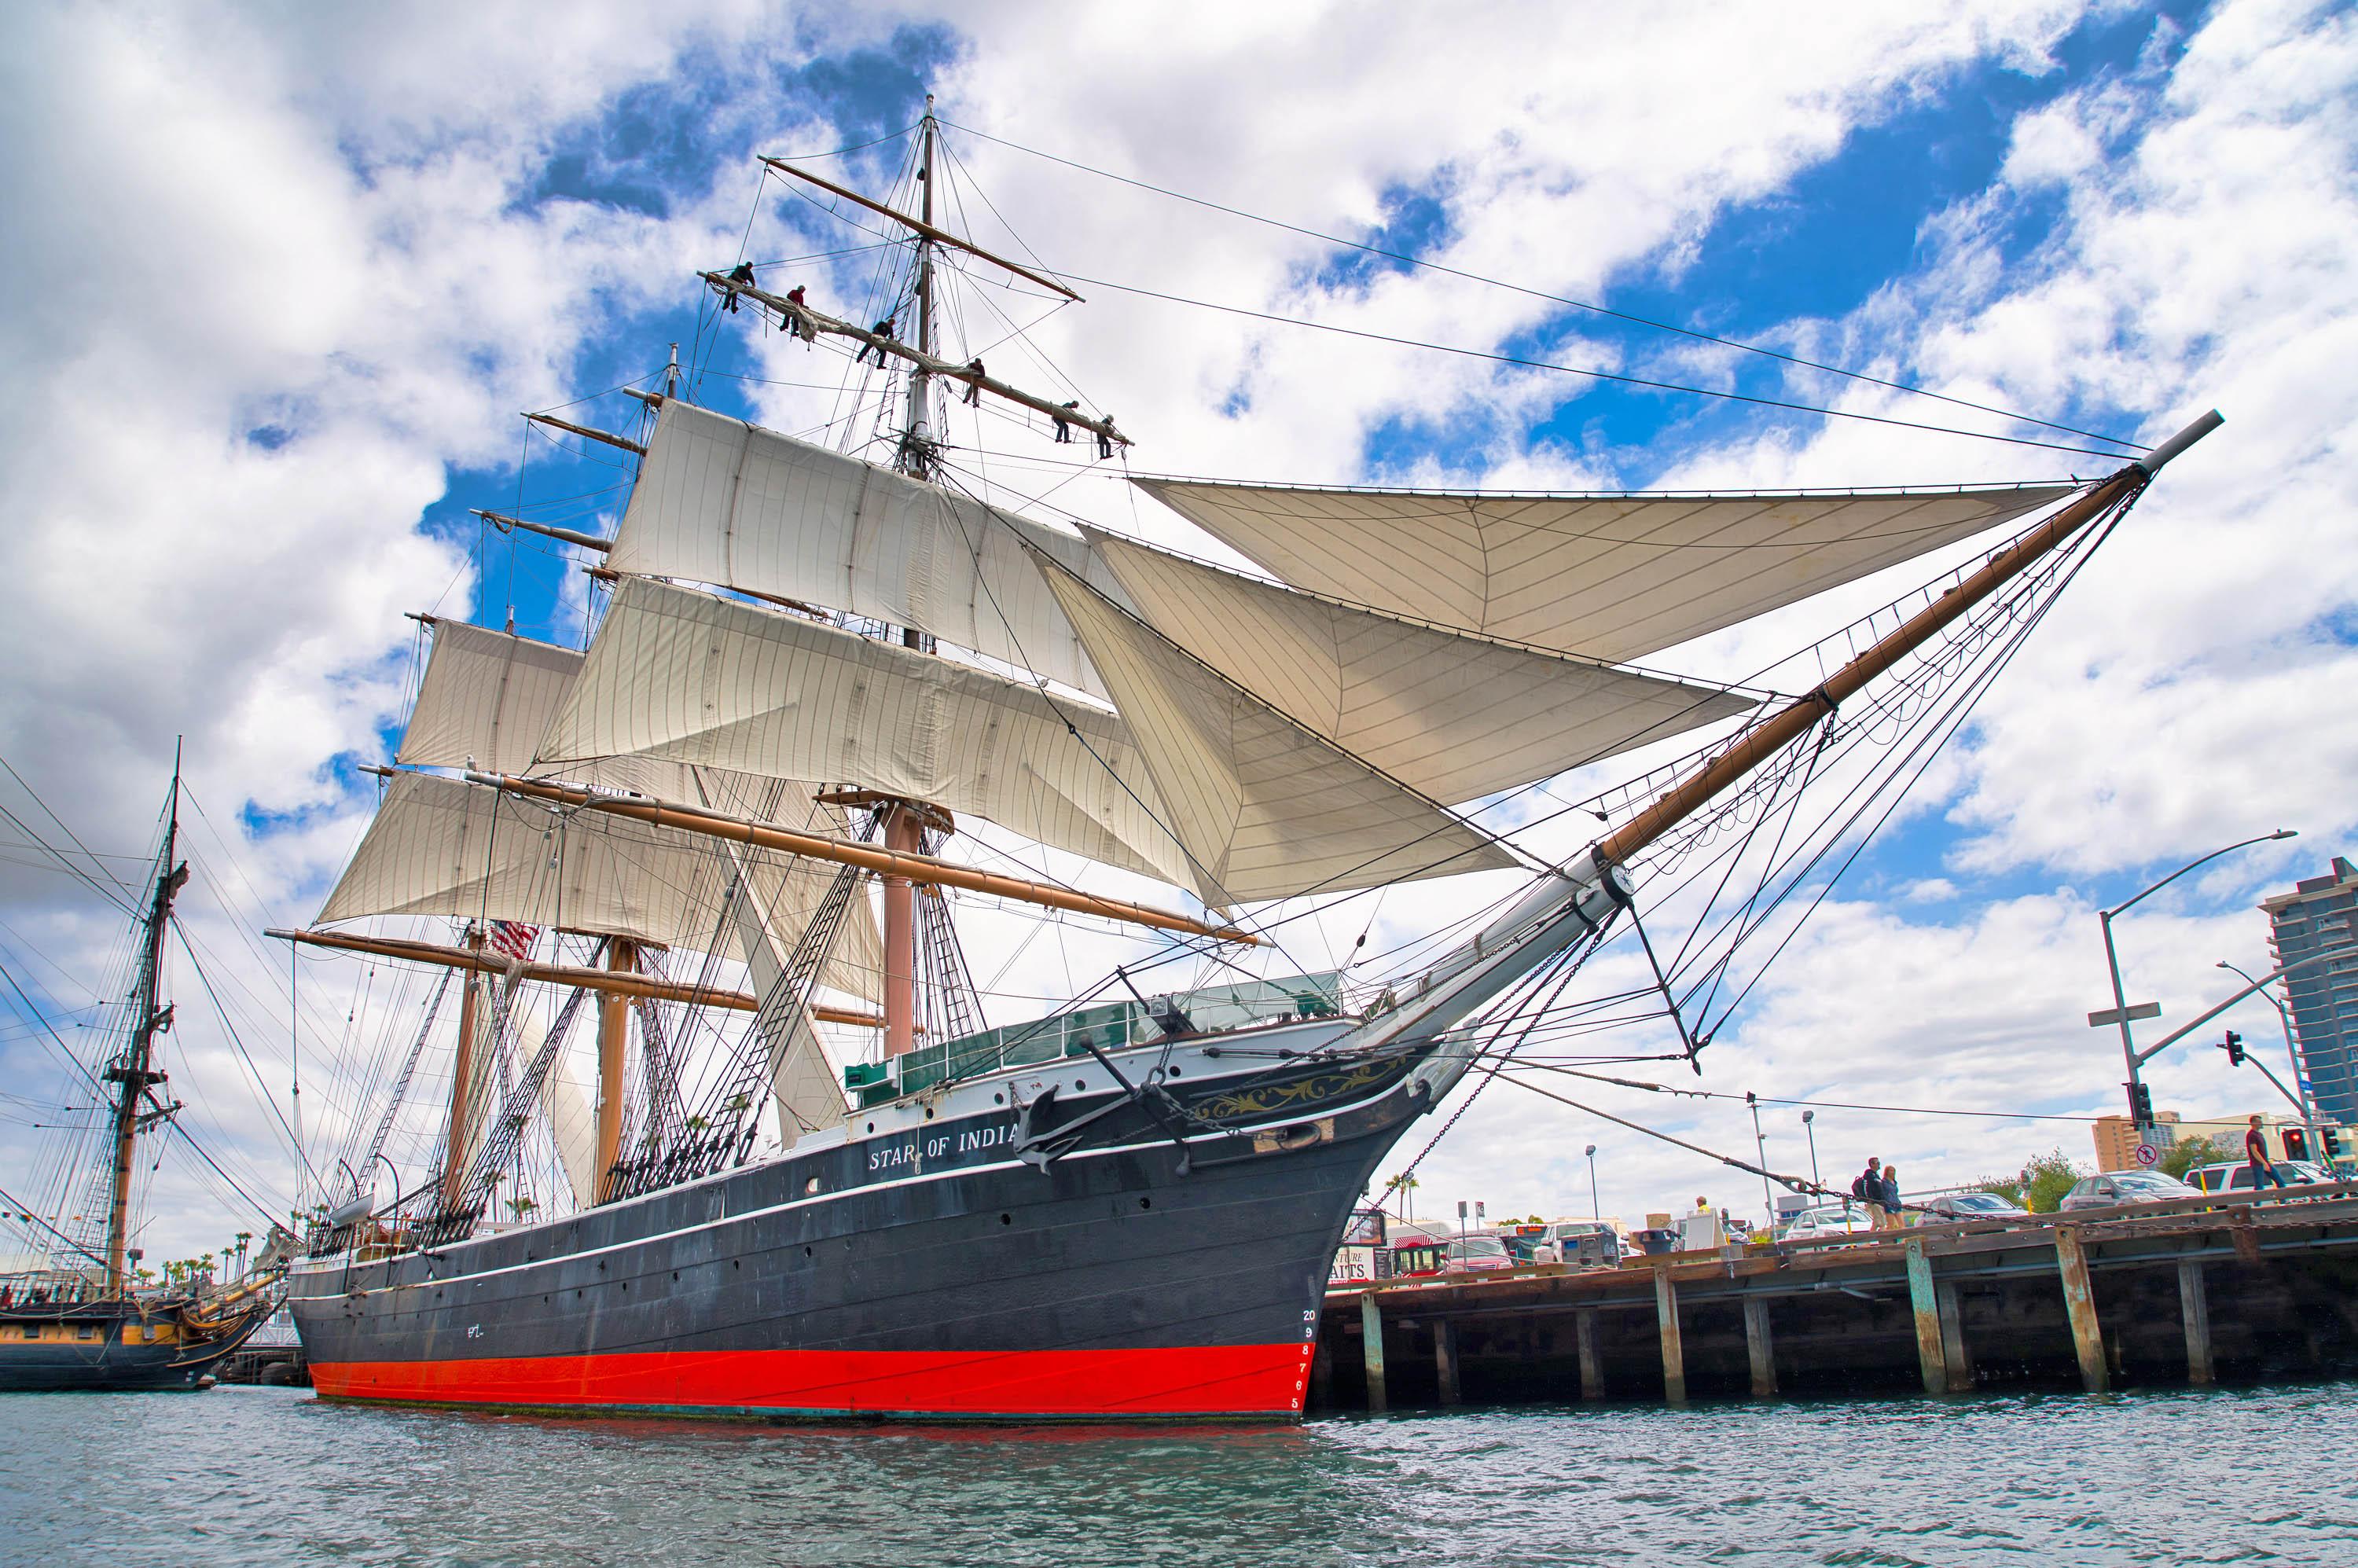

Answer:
[1853,1156,1884,1227]
[1879,1163,1903,1229]
[2246,1115,2288,1190]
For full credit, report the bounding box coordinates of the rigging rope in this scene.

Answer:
[936,116,2142,454]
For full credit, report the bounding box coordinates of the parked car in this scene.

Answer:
[1776,1204,1873,1243]
[2056,1170,2198,1211]
[1922,1192,2030,1222]
[2182,1159,2333,1194]
[1384,1232,1516,1280]
[1503,1221,1622,1268]
[1445,1234,1514,1272]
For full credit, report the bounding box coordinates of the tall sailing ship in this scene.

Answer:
[1,766,281,1391]
[281,107,2217,1419]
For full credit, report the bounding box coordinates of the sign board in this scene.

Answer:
[1339,1208,1387,1247]
[2133,1141,2162,1168]
[2088,1002,2163,1027]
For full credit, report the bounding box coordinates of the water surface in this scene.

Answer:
[0,1381,2345,1565]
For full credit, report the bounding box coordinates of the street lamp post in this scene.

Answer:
[1746,1091,1773,1232]
[1802,1109,1821,1195]
[2219,958,2321,1158]
[1585,1144,1599,1221]
[2096,830,2296,1145]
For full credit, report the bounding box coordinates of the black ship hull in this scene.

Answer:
[292,1030,1426,1419]
[0,1296,273,1393]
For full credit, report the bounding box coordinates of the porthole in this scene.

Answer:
[867,1122,876,1133]
[1075,1078,1087,1091]
[924,1107,935,1120]
[804,1245,814,1257]
[1139,1197,1152,1211]
[805,1177,822,1195]
[672,1272,680,1283]
[1000,1214,1012,1225]
[1168,1067,1182,1078]
[993,1092,1005,1105]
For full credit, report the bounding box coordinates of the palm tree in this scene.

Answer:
[507,1195,538,1221]
[1381,1172,1420,1221]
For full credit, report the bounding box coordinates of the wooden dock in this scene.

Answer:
[1314,1182,2358,1411]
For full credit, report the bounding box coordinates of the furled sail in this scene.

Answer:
[397,619,841,830]
[535,575,1198,889]
[318,771,883,1001]
[1130,479,2077,663]
[1038,560,1519,903]
[1082,530,1754,804]
[608,398,1117,700]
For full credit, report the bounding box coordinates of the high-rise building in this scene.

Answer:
[2261,857,2358,1126]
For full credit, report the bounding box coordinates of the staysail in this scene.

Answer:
[1131,479,2078,663]
[1036,560,1518,903]
[1079,529,1754,804]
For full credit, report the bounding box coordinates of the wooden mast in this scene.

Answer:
[594,938,636,1202]
[869,101,946,1056]
[902,99,940,487]
[438,928,484,1215]
[880,806,924,1057]
[1596,413,2224,872]
[103,760,187,1296]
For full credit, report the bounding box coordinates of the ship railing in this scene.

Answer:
[855,971,1348,1107]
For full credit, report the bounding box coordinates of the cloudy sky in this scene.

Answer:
[2,0,2354,1262]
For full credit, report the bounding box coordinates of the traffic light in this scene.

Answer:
[2283,1127,2310,1162]
[2223,1030,2246,1067]
[2324,1126,2345,1160]
[2125,1080,2154,1126]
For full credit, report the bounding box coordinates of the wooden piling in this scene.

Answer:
[1434,1319,1462,1406]
[1742,1295,1777,1397]
[2177,1257,2214,1386]
[1576,1309,1603,1401]
[1936,1280,1974,1394]
[1361,1291,1387,1412]
[1904,1239,1947,1396]
[1309,1336,1333,1408]
[1654,1269,1686,1405]
[2054,1226,2109,1394]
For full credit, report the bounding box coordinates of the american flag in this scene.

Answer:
[487,920,538,961]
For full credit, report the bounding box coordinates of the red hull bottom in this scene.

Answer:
[311,1342,1316,1419]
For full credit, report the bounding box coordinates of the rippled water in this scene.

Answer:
[1,1382,2349,1565]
